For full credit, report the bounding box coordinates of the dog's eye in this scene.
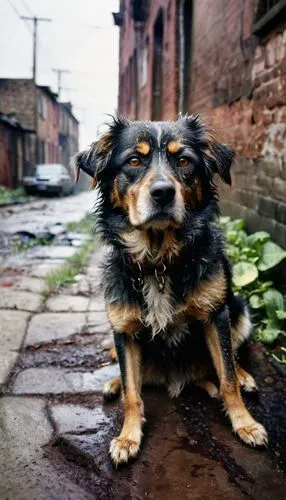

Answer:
[178,157,190,168]
[128,157,142,167]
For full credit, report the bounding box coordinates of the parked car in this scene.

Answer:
[23,163,74,196]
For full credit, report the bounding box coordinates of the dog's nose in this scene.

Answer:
[150,180,175,207]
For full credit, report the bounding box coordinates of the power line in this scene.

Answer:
[5,0,23,18]
[5,1,52,75]
[3,8,112,30]
[52,18,103,29]
[21,0,33,15]
[5,0,32,33]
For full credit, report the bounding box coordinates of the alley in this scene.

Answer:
[1,0,286,497]
[0,191,286,499]
[0,190,95,243]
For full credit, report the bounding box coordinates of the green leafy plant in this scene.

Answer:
[218,217,286,354]
[272,346,286,365]
[0,185,27,204]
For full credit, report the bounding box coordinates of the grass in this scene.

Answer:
[0,185,27,204]
[66,215,95,234]
[42,239,97,298]
[12,234,52,253]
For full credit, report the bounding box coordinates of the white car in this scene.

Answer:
[23,163,74,196]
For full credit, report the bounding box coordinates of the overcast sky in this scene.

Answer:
[0,0,119,148]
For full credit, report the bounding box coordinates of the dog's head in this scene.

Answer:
[74,115,234,230]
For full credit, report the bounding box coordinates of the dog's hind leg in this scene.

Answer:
[103,377,121,401]
[197,380,219,398]
[205,307,267,447]
[230,300,258,392]
[231,307,252,351]
[236,363,258,392]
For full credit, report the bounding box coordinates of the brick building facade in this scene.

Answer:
[59,102,79,168]
[37,86,59,165]
[115,0,286,248]
[0,79,79,184]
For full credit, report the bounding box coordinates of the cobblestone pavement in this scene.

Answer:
[0,191,95,236]
[0,194,286,499]
[0,191,95,266]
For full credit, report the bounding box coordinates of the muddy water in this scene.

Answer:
[46,347,286,500]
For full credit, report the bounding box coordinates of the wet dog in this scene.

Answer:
[74,114,267,465]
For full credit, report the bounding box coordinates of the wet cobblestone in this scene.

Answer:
[1,193,286,499]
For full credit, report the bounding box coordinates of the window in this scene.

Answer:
[37,96,42,117]
[42,98,47,120]
[131,0,149,22]
[253,0,286,34]
[38,95,47,120]
[139,38,149,89]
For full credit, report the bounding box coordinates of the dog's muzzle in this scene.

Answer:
[150,179,175,208]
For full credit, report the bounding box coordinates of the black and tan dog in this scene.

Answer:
[74,114,267,466]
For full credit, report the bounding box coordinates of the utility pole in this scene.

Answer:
[21,16,52,83]
[52,69,70,99]
[21,16,51,163]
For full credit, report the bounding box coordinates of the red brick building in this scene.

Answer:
[0,112,31,188]
[0,79,79,184]
[59,102,80,168]
[115,0,286,248]
[37,85,60,165]
[0,79,59,169]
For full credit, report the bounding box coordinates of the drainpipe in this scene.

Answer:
[134,22,142,120]
[178,0,185,114]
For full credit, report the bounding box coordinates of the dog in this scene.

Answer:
[74,114,267,466]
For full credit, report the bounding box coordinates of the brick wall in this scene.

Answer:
[59,104,79,167]
[117,0,286,249]
[0,79,35,130]
[119,0,178,120]
[37,88,59,163]
[190,3,286,249]
[0,80,69,166]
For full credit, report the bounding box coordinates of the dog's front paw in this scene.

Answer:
[236,422,268,447]
[109,436,140,465]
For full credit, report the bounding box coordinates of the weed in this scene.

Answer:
[11,234,52,253]
[218,217,286,362]
[43,239,97,298]
[67,215,95,234]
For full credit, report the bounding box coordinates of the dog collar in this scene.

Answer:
[129,258,167,294]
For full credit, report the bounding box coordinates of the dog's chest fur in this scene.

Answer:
[142,275,173,334]
[142,274,187,344]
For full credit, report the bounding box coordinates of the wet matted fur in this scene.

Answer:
[74,114,267,465]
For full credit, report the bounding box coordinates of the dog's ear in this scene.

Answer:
[71,131,113,187]
[206,139,235,186]
[73,147,96,181]
[180,115,234,186]
[211,142,234,186]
